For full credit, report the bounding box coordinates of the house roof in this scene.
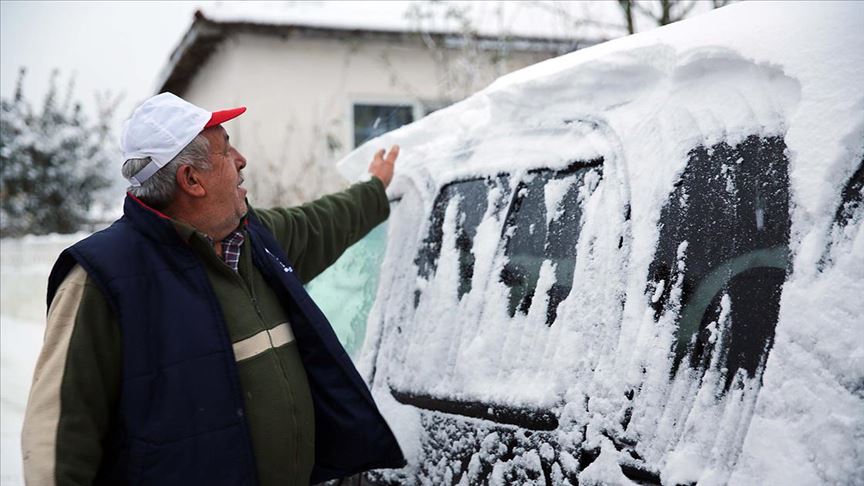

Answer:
[196,1,620,40]
[156,2,613,95]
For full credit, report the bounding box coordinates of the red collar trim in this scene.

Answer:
[127,192,172,220]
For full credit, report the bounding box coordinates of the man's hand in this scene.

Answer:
[368,145,399,188]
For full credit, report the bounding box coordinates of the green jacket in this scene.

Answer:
[22,179,390,485]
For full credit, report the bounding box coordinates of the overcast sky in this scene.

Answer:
[0,1,208,121]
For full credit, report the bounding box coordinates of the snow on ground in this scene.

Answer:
[337,1,864,484]
[0,234,85,485]
[1,316,42,486]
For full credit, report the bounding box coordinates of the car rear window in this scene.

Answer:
[394,158,611,428]
[414,176,510,305]
[646,135,790,391]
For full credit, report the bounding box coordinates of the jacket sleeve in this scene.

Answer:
[22,265,121,486]
[252,178,390,284]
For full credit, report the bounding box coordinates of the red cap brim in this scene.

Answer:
[205,106,246,128]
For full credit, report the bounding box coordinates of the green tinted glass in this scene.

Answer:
[306,222,387,356]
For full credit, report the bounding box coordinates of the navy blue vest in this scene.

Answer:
[48,195,405,485]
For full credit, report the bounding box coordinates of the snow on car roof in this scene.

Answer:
[340,0,862,263]
[341,1,862,217]
[492,0,863,213]
[340,1,863,484]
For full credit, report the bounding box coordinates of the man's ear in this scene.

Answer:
[176,165,207,197]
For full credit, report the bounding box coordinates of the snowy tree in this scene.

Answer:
[0,69,117,236]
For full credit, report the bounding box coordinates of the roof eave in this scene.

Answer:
[156,12,227,95]
[156,11,606,96]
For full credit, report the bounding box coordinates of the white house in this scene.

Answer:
[155,3,604,206]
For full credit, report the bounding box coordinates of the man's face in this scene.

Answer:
[199,126,248,233]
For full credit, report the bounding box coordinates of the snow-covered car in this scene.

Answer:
[327,2,863,484]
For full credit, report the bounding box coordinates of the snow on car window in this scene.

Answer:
[832,158,863,230]
[500,162,603,325]
[819,157,863,271]
[387,148,630,424]
[341,4,863,482]
[646,135,789,388]
[413,177,507,305]
[626,134,790,480]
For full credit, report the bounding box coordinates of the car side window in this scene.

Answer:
[647,135,790,391]
[500,160,603,325]
[414,176,508,305]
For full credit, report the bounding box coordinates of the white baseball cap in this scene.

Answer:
[121,92,246,186]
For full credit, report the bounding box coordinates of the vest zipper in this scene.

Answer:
[242,253,303,476]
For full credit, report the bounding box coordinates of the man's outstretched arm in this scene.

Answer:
[254,145,399,283]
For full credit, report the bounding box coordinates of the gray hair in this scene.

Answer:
[122,134,211,209]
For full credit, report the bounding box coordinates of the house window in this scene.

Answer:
[353,104,414,147]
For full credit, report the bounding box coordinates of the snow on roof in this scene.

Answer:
[157,0,633,98]
[197,1,630,42]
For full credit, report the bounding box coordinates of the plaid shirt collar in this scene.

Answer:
[169,219,247,272]
[217,230,245,272]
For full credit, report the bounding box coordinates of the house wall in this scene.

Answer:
[181,31,556,206]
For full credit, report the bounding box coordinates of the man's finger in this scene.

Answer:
[375,148,386,161]
[384,145,400,164]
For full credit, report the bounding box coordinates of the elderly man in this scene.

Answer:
[22,93,404,485]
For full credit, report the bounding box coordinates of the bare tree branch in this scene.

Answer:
[672,0,700,23]
[527,0,630,32]
[618,0,635,35]
[631,1,657,21]
[621,0,728,30]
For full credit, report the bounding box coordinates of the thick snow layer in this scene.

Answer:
[339,1,864,484]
